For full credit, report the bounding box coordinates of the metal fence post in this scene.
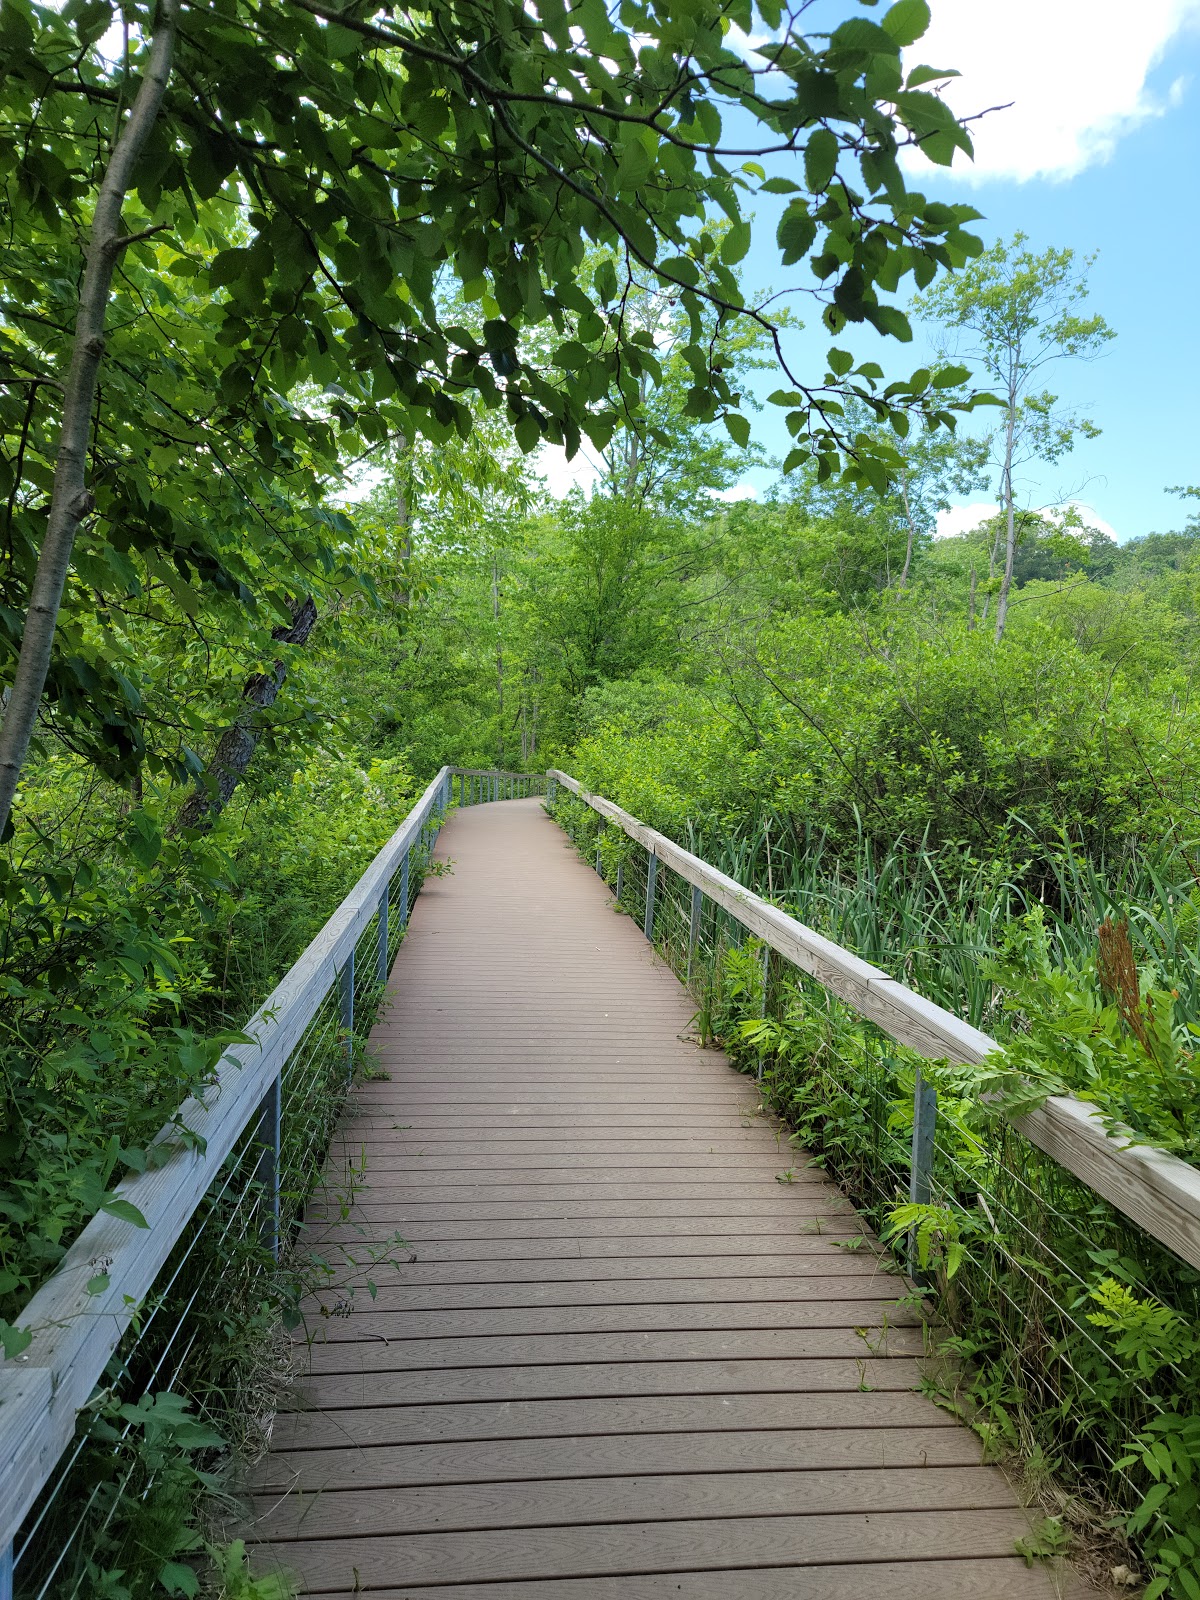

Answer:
[399,848,410,927]
[909,1067,938,1273]
[340,950,355,1081]
[644,851,658,941]
[547,775,557,805]
[377,889,389,984]
[687,885,702,980]
[615,859,623,904]
[255,1072,282,1262]
[459,772,466,806]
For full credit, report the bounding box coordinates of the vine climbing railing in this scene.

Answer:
[0,766,542,1600]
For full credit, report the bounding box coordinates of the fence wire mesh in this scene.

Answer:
[548,786,1200,1571]
[9,769,550,1598]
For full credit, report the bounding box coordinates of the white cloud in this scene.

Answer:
[904,0,1200,182]
[537,443,600,499]
[935,500,1118,540]
[709,482,758,502]
[935,500,997,539]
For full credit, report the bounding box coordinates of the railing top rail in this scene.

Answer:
[0,762,533,1554]
[449,766,542,780]
[547,768,1200,1274]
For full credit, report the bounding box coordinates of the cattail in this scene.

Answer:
[1097,916,1150,1051]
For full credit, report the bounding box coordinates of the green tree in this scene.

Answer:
[781,403,988,601]
[579,244,778,516]
[916,235,1114,640]
[0,0,987,836]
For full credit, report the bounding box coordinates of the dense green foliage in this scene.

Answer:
[1,1,1198,1594]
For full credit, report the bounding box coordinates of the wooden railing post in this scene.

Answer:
[687,884,702,980]
[908,1068,938,1274]
[377,888,389,985]
[399,848,410,928]
[254,1072,282,1263]
[910,1069,937,1206]
[644,851,658,941]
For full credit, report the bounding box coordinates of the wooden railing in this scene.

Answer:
[0,766,539,1593]
[547,769,1200,1274]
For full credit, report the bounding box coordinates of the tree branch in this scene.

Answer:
[0,0,181,839]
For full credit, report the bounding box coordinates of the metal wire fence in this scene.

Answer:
[549,782,1200,1570]
[3,767,540,1600]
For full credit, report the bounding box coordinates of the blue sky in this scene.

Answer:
[545,1,1200,543]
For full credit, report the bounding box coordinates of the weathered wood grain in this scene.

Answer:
[266,1389,961,1452]
[252,1424,981,1493]
[299,1298,922,1342]
[255,1508,1045,1590]
[250,1464,1016,1540]
[311,1561,1082,1600]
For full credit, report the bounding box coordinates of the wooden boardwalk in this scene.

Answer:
[250,798,1073,1598]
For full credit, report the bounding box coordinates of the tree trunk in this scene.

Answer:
[0,0,180,840]
[968,566,977,631]
[395,438,413,610]
[897,468,916,589]
[994,389,1019,642]
[176,597,318,831]
[492,554,504,768]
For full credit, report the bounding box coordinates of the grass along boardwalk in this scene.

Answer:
[247,797,1078,1599]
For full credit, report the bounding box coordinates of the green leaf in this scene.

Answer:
[827,347,854,376]
[804,128,839,194]
[882,0,931,46]
[100,1196,150,1229]
[724,412,751,448]
[614,137,651,192]
[776,201,816,266]
[159,1561,201,1597]
[0,1320,32,1360]
[720,222,751,266]
[907,63,959,88]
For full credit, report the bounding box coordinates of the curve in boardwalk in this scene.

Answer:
[250,797,1075,1599]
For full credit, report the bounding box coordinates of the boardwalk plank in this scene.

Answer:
[250,1464,1017,1540]
[302,1276,909,1313]
[298,1326,927,1375]
[255,1507,1043,1590]
[300,1299,922,1339]
[287,1356,926,1410]
[311,1563,1074,1600]
[252,1426,981,1492]
[267,1391,965,1452]
[255,799,1065,1596]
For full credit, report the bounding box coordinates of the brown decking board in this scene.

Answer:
[252,797,1074,1598]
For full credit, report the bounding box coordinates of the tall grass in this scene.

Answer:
[681,810,1200,1030]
